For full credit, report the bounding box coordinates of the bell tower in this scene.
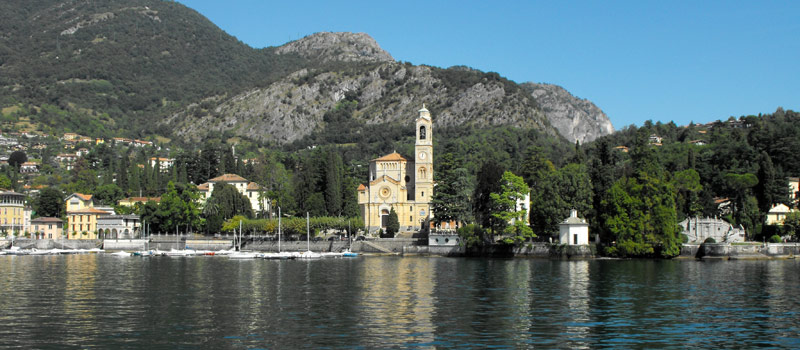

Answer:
[414,104,433,224]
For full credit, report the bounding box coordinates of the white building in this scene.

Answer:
[97,214,141,239]
[559,209,589,245]
[197,174,269,216]
[680,217,745,243]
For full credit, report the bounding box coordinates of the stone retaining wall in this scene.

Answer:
[103,239,147,251]
[6,239,102,249]
[697,243,800,259]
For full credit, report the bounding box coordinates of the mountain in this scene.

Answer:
[521,83,615,144]
[0,0,613,145]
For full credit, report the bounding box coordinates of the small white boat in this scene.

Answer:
[320,252,344,258]
[296,251,322,259]
[262,251,295,260]
[29,248,54,255]
[214,249,236,256]
[229,252,259,259]
[165,249,196,257]
[133,250,155,257]
[111,251,131,257]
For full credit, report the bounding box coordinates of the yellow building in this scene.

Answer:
[358,105,434,234]
[66,193,95,212]
[0,190,28,235]
[65,193,112,239]
[67,208,111,239]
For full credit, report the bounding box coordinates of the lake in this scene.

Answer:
[1,255,799,349]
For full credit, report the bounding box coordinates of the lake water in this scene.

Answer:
[1,255,799,349]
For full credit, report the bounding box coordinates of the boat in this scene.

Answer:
[341,222,359,257]
[262,251,295,260]
[29,248,55,255]
[229,251,260,259]
[296,250,322,259]
[111,251,131,257]
[296,213,321,259]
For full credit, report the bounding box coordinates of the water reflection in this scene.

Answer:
[0,256,799,348]
[358,257,437,347]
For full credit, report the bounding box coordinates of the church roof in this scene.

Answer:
[208,174,248,183]
[373,152,407,162]
[357,184,366,191]
[370,175,401,186]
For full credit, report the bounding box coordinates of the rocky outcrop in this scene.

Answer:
[165,62,552,144]
[275,32,394,63]
[523,83,614,143]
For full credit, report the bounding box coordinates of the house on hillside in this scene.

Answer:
[118,197,161,207]
[148,157,174,171]
[19,162,39,173]
[766,204,794,225]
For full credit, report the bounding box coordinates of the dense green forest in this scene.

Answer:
[0,0,309,138]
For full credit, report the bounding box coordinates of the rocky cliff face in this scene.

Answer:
[164,32,614,145]
[275,32,394,63]
[522,83,614,143]
[165,62,551,144]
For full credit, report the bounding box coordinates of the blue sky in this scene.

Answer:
[177,0,798,129]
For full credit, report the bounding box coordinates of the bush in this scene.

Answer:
[703,237,716,244]
[769,235,782,243]
[681,234,689,243]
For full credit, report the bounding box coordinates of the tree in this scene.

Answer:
[159,181,203,233]
[0,174,11,190]
[431,153,472,227]
[385,207,399,238]
[324,150,343,216]
[673,169,703,219]
[35,187,64,218]
[473,160,505,231]
[93,183,124,206]
[8,150,27,168]
[723,172,759,236]
[755,152,789,213]
[489,171,533,244]
[783,211,800,241]
[602,173,682,258]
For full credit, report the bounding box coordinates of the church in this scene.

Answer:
[358,105,433,234]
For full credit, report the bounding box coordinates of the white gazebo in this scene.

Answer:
[559,209,589,245]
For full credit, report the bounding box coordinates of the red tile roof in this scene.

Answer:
[208,174,248,182]
[373,152,407,162]
[68,207,111,214]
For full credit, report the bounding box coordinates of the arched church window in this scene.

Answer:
[420,126,426,140]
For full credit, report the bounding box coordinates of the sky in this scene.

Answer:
[176,0,798,129]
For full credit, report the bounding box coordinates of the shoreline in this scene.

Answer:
[4,238,799,260]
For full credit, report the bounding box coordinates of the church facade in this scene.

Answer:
[358,105,434,234]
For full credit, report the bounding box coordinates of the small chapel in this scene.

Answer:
[357,105,434,234]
